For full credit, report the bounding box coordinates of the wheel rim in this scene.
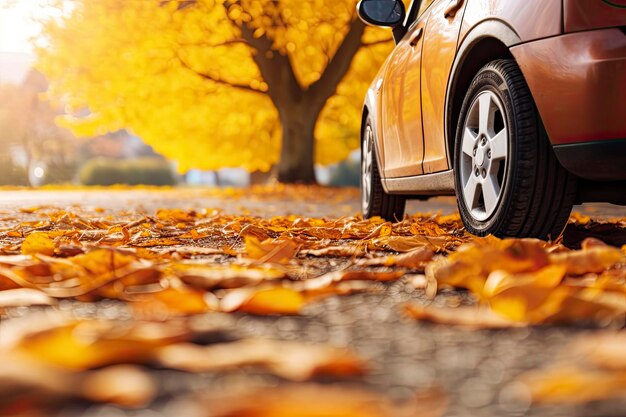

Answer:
[459,91,508,221]
[361,124,374,213]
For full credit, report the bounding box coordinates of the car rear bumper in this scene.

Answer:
[511,28,626,147]
[553,138,626,181]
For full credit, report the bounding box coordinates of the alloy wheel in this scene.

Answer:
[361,124,374,212]
[459,91,508,221]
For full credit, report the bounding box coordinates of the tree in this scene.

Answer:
[0,71,78,185]
[36,0,394,183]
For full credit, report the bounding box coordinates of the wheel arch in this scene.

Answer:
[361,96,389,192]
[445,20,520,168]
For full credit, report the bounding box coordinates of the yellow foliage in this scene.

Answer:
[35,0,396,172]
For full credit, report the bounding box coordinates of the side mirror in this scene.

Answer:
[357,0,406,27]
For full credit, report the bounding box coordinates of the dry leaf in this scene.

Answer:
[517,331,626,404]
[372,235,450,252]
[519,365,626,404]
[571,332,626,371]
[220,286,306,315]
[157,339,366,381]
[0,288,56,308]
[0,355,155,411]
[131,286,213,318]
[244,236,300,263]
[357,246,434,269]
[81,365,156,407]
[11,319,191,370]
[173,263,286,289]
[21,232,56,256]
[550,245,624,275]
[302,270,405,291]
[202,384,447,417]
[404,304,525,329]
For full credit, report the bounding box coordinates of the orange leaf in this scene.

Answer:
[131,286,212,318]
[221,287,305,315]
[13,319,191,370]
[200,384,447,417]
[244,236,300,264]
[302,270,404,291]
[550,246,624,275]
[157,339,367,381]
[404,304,525,329]
[21,232,56,256]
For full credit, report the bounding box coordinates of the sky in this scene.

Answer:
[0,0,69,83]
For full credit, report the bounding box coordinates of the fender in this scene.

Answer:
[362,74,389,192]
[444,19,521,163]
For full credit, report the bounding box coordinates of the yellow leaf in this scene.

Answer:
[245,236,300,263]
[221,287,305,315]
[21,232,56,256]
[404,304,525,329]
[13,320,190,370]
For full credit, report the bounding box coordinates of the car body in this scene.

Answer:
[358,0,626,239]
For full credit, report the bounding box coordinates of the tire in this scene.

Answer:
[361,116,406,221]
[454,59,577,240]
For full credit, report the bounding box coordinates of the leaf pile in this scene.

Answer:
[0,311,369,413]
[0,206,467,316]
[1,198,625,414]
[0,203,465,415]
[407,237,626,327]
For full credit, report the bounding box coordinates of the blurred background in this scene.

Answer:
[0,0,398,188]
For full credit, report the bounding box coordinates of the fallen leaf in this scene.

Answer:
[372,235,450,252]
[220,286,306,315]
[571,332,626,371]
[300,245,364,257]
[357,246,434,269]
[12,319,191,370]
[0,288,56,308]
[550,245,624,275]
[156,208,195,223]
[302,270,405,291]
[173,263,286,289]
[80,365,156,408]
[21,232,56,256]
[157,339,366,381]
[244,236,300,264]
[0,354,156,410]
[202,384,447,417]
[404,304,525,329]
[519,365,626,404]
[130,285,213,318]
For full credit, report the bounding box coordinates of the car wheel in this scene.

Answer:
[361,116,406,221]
[454,59,577,240]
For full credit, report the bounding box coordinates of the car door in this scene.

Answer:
[420,0,468,173]
[381,10,429,178]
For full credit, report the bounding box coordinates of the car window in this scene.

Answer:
[406,0,438,27]
[418,0,436,17]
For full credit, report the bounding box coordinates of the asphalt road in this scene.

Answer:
[0,188,624,217]
[1,188,625,417]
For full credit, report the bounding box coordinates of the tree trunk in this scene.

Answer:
[276,105,317,184]
[249,168,275,185]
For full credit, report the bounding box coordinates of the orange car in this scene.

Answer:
[358,0,626,239]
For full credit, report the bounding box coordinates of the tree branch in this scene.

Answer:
[223,1,302,107]
[176,51,265,95]
[308,17,366,112]
[159,0,196,11]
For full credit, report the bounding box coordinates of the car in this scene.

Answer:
[357,0,626,240]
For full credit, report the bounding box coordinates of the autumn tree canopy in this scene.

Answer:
[36,0,395,183]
